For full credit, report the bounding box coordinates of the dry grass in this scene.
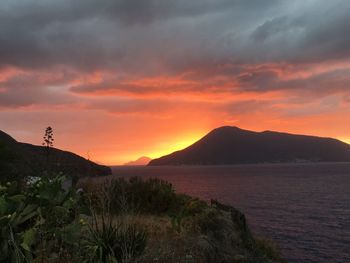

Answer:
[114,209,248,263]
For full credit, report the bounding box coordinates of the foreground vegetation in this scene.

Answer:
[0,175,285,262]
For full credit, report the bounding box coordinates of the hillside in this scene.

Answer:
[149,126,350,165]
[0,130,111,178]
[124,156,152,166]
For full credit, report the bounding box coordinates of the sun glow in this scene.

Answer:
[340,138,350,145]
[90,132,206,165]
[147,133,205,160]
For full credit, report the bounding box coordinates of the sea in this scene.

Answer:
[109,163,350,263]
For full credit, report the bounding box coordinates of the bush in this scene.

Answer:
[81,177,188,215]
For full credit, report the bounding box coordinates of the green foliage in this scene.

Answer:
[30,176,84,261]
[0,174,285,263]
[0,176,83,263]
[83,215,147,263]
[0,175,150,262]
[0,181,38,262]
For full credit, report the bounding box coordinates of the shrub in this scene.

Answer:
[124,177,178,214]
[81,177,185,215]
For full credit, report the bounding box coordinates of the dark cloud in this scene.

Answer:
[1,0,350,107]
[0,0,283,72]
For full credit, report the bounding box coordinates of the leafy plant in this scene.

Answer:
[30,176,84,261]
[0,176,84,263]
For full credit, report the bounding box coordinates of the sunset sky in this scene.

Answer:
[1,0,350,165]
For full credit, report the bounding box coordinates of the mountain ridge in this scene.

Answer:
[149,126,350,165]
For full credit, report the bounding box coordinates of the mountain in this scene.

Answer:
[124,156,151,166]
[0,130,111,178]
[149,126,350,165]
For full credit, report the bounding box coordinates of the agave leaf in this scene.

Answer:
[20,242,30,252]
[0,196,8,215]
[34,216,45,227]
[12,206,38,226]
[21,204,38,216]
[0,236,9,259]
[8,194,25,203]
[37,188,53,200]
[18,210,38,225]
[22,228,36,248]
[0,215,10,225]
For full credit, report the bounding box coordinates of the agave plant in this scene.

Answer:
[83,213,147,263]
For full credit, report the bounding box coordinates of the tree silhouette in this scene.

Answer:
[43,126,54,148]
[42,126,54,171]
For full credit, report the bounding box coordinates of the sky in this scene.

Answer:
[1,0,350,165]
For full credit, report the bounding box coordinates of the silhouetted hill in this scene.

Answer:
[0,130,111,178]
[124,156,151,166]
[149,126,350,165]
[0,130,18,144]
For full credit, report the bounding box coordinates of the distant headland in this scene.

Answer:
[149,126,350,166]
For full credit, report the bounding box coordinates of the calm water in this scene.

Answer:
[109,163,350,263]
